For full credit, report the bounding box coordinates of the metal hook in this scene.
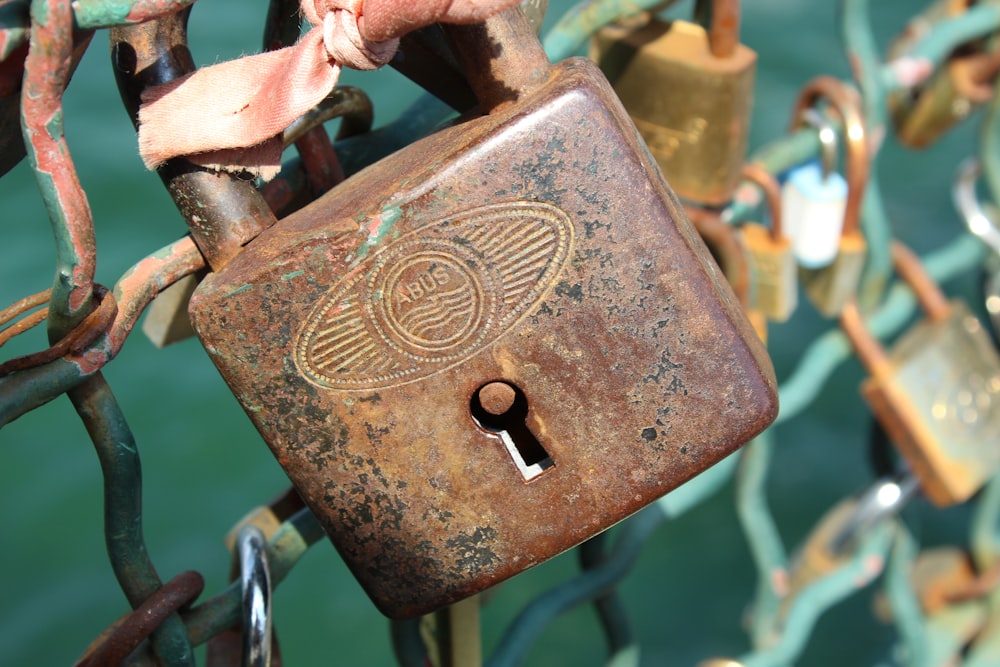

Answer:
[829,474,918,557]
[799,107,839,181]
[238,525,272,667]
[953,158,1000,255]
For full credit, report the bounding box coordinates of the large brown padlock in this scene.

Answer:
[686,204,768,343]
[589,0,756,206]
[790,77,869,318]
[189,9,778,617]
[840,243,1000,506]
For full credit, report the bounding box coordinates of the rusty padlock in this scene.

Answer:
[686,204,768,343]
[738,164,797,323]
[589,0,756,206]
[840,242,1000,506]
[787,77,869,317]
[189,9,778,617]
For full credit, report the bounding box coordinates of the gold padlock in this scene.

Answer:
[590,0,756,206]
[887,0,1000,148]
[840,243,1000,506]
[790,77,869,318]
[738,164,797,323]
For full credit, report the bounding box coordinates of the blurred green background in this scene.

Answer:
[0,1,990,665]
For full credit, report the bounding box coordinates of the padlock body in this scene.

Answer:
[801,230,867,317]
[862,302,1000,506]
[741,223,797,322]
[889,59,977,149]
[590,19,756,206]
[190,58,777,618]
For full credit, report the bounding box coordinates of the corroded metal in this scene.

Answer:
[110,11,277,270]
[21,0,97,339]
[75,570,205,667]
[190,9,777,617]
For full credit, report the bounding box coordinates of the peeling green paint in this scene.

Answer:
[44,108,64,141]
[29,0,48,26]
[354,206,402,260]
[224,284,253,298]
[281,270,304,281]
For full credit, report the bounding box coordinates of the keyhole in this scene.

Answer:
[471,382,554,481]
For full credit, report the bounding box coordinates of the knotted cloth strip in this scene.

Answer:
[137,0,521,179]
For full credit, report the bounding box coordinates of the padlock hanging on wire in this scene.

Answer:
[783,77,870,317]
[738,164,797,323]
[187,8,778,618]
[840,242,1000,506]
[589,0,757,206]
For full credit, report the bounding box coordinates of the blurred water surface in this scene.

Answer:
[0,1,989,665]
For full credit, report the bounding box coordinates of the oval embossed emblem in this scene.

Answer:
[295,201,574,390]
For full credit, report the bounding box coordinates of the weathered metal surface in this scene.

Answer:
[190,10,777,618]
[21,0,98,339]
[75,570,205,667]
[110,12,277,271]
[841,243,1000,506]
[590,8,756,206]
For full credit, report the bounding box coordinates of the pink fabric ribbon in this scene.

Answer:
[138,0,521,178]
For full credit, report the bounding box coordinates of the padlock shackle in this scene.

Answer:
[891,242,950,323]
[740,163,784,242]
[840,301,891,377]
[790,76,869,238]
[686,205,751,308]
[708,0,741,59]
[443,8,550,114]
[110,12,278,271]
[840,242,951,376]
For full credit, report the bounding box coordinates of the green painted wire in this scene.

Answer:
[69,375,195,667]
[883,525,929,667]
[485,505,666,667]
[882,4,1000,93]
[840,0,893,310]
[542,0,679,62]
[776,234,985,424]
[735,431,789,649]
[740,519,893,667]
[983,64,1000,212]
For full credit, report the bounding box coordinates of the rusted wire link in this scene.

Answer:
[0,289,50,347]
[0,235,203,426]
[0,284,115,377]
[69,374,195,666]
[0,289,49,327]
[264,86,375,214]
[74,570,205,667]
[0,306,48,346]
[21,0,96,340]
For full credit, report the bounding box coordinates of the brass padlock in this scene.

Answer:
[738,164,796,323]
[589,0,756,206]
[789,77,869,317]
[840,243,1000,506]
[189,9,778,617]
[887,0,1000,149]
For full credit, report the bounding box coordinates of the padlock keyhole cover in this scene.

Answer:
[471,381,554,481]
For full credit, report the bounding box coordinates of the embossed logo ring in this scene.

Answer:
[381,249,486,352]
[295,201,574,390]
